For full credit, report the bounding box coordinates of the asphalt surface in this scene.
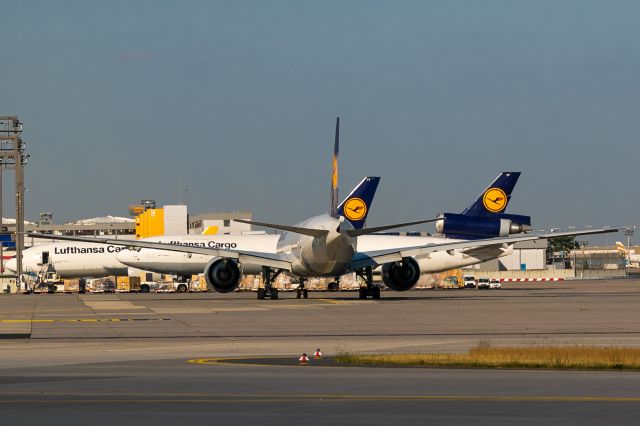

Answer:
[0,279,639,424]
[1,358,639,425]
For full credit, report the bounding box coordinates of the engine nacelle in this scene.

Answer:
[435,213,531,238]
[204,258,242,293]
[381,257,420,291]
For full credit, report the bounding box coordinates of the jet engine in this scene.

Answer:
[435,213,531,238]
[204,258,242,293]
[381,257,420,291]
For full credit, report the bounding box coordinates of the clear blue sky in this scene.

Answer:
[2,0,639,236]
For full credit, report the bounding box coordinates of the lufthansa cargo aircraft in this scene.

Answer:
[29,118,618,299]
[9,176,379,280]
[115,172,532,287]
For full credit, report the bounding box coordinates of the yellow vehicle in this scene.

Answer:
[442,276,463,289]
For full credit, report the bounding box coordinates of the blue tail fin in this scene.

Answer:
[461,172,521,218]
[338,176,381,229]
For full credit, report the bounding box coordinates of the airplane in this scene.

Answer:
[28,118,619,300]
[616,241,640,267]
[7,176,380,281]
[113,171,530,292]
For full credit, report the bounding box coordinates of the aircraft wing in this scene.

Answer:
[350,227,619,270]
[27,233,293,271]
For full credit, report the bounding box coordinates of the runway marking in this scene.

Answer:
[0,392,639,403]
[188,356,303,367]
[0,318,172,323]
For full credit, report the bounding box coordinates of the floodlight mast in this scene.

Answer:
[0,116,27,291]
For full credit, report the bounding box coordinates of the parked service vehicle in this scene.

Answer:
[477,277,490,289]
[442,276,462,289]
[463,275,476,288]
[140,281,189,293]
[489,279,502,289]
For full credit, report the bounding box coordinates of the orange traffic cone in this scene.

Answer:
[314,349,323,358]
[298,353,309,363]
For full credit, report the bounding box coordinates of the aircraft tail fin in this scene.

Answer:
[338,177,381,229]
[616,241,627,252]
[461,172,521,217]
[329,117,340,218]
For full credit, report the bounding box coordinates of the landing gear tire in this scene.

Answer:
[47,285,56,294]
[303,289,308,299]
[358,287,367,300]
[176,284,188,293]
[372,287,381,299]
[259,266,283,301]
[356,266,381,300]
[296,288,302,299]
[327,282,339,292]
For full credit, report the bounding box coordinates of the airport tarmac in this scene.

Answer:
[1,279,639,424]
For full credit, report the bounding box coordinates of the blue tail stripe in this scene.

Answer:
[338,176,380,229]
[462,172,521,217]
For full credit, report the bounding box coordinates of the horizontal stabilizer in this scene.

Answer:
[234,219,329,238]
[346,218,439,237]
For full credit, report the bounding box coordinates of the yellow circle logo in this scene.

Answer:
[482,188,508,213]
[343,198,367,221]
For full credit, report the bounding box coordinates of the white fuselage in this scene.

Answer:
[7,234,279,279]
[117,234,280,276]
[357,234,513,273]
[11,242,131,278]
[8,218,513,280]
[121,222,512,277]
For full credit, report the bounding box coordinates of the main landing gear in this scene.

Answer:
[296,278,309,299]
[258,266,282,300]
[356,266,381,300]
[326,277,340,292]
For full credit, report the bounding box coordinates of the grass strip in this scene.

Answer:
[335,346,640,370]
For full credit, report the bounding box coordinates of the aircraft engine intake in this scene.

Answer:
[381,257,420,291]
[204,258,242,293]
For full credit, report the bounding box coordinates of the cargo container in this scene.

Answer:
[116,276,141,293]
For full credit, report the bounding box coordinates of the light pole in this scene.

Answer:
[623,227,635,267]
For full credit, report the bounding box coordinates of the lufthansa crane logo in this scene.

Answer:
[343,198,367,221]
[482,187,508,213]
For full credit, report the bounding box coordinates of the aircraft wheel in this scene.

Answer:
[176,284,188,293]
[257,288,266,300]
[296,288,302,299]
[48,285,56,294]
[270,288,279,300]
[358,287,367,300]
[372,287,381,300]
[303,289,308,299]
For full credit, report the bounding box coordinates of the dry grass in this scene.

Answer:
[335,346,640,370]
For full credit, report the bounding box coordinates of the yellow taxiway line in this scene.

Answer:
[0,318,171,323]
